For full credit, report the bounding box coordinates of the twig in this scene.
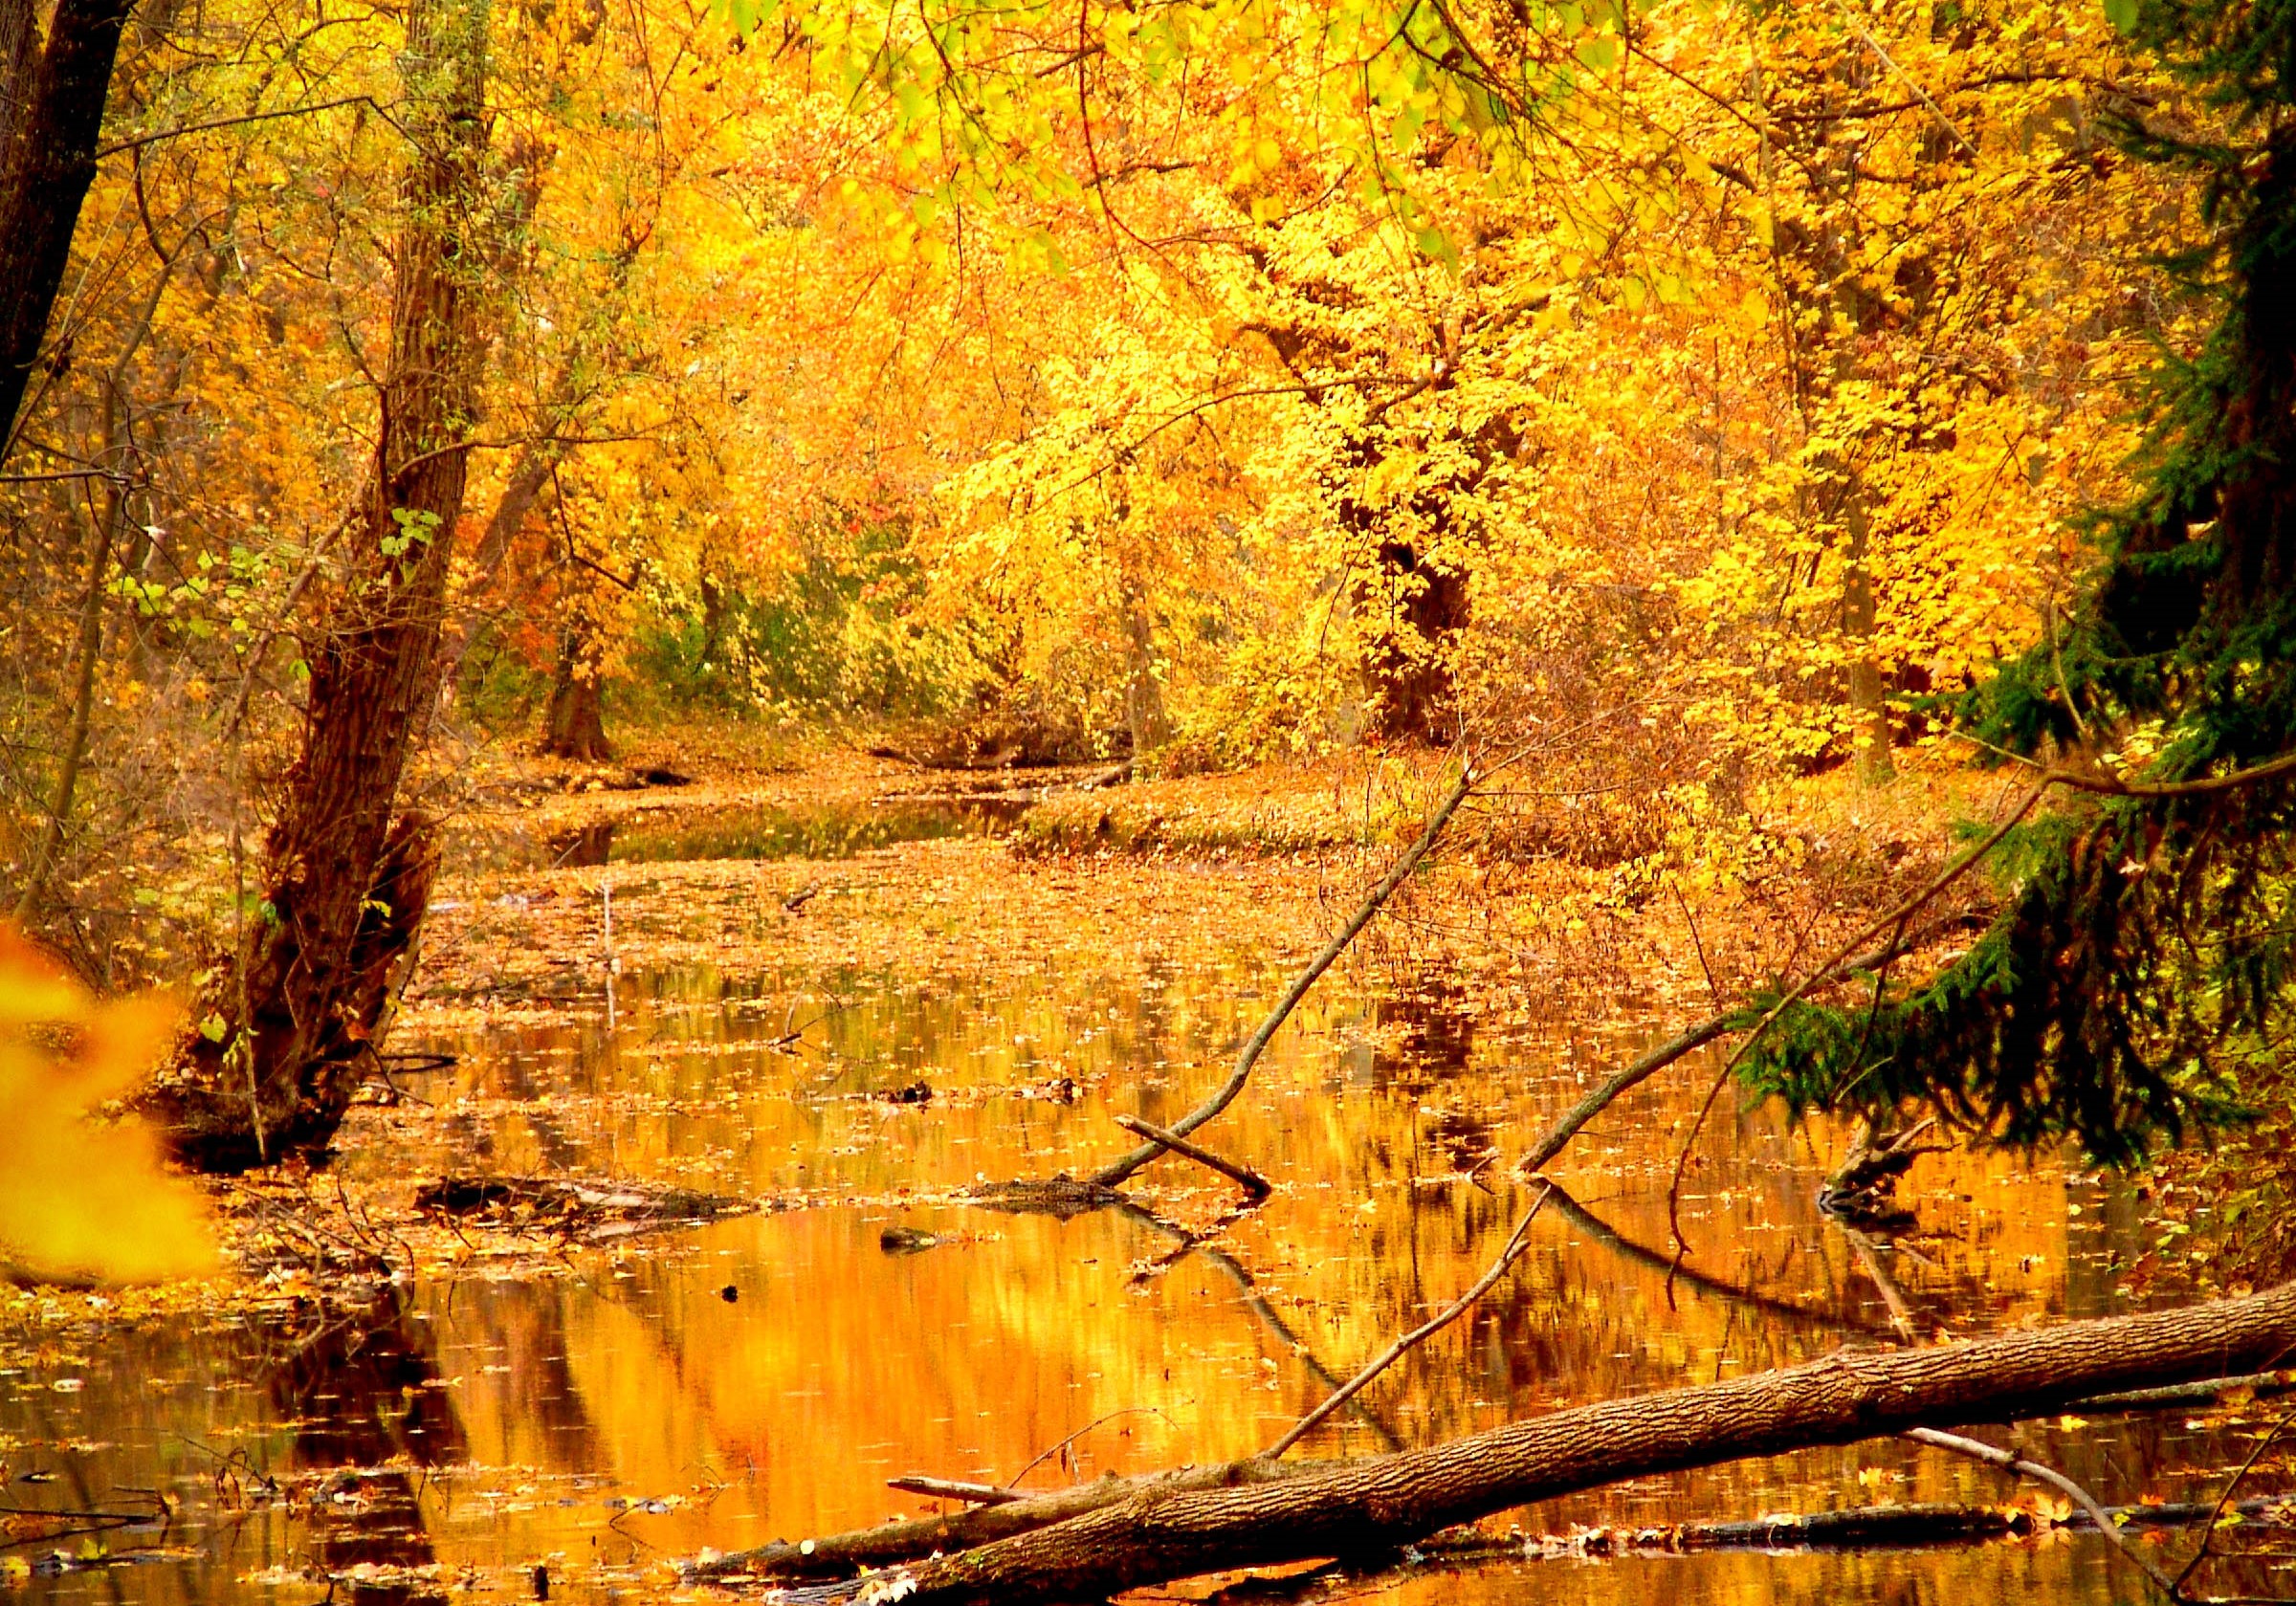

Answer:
[1004,1407,1172,1490]
[1905,1426,2184,1599]
[1264,1181,1555,1460]
[1091,757,1477,1189]
[2173,1408,2293,1599]
[887,1477,1021,1507]
[1111,1114,1272,1199]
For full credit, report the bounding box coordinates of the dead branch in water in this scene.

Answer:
[1265,1182,1553,1460]
[884,1477,1019,1507]
[1905,1426,2186,1599]
[1112,1113,1272,1199]
[412,1176,755,1239]
[1091,759,1479,1189]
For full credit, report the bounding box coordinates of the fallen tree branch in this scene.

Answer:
[2080,1371,2296,1413]
[1113,1114,1272,1199]
[1515,916,1977,1177]
[1267,1182,1554,1459]
[1416,1494,2296,1560]
[412,1176,755,1238]
[726,1280,2296,1603]
[689,1460,1340,1584]
[1092,759,1477,1189]
[1905,1426,2184,1598]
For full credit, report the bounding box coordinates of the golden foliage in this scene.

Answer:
[0,930,214,1285]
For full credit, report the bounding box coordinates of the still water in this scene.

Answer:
[4,841,2284,1603]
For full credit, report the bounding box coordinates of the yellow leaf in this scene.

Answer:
[0,928,216,1285]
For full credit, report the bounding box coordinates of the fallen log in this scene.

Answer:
[722,1280,2296,1604]
[1418,1493,2296,1560]
[1112,1113,1272,1199]
[688,1461,1341,1584]
[884,1477,1017,1506]
[683,1361,2296,1588]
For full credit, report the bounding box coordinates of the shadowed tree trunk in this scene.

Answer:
[1357,537,1469,742]
[139,0,493,1172]
[0,0,136,454]
[1120,580,1168,758]
[542,625,611,760]
[1841,480,1896,787]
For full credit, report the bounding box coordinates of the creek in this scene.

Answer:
[3,802,2282,1603]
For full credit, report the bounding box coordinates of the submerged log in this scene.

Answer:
[413,1176,755,1237]
[1416,1493,2296,1560]
[705,1281,2296,1604]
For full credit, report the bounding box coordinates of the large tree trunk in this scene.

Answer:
[1120,582,1168,758]
[723,1280,2296,1604]
[139,0,491,1172]
[0,0,135,454]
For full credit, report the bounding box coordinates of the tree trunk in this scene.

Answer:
[1121,584,1168,757]
[0,0,41,154]
[0,0,135,455]
[741,1281,2296,1604]
[139,0,491,1173]
[542,627,610,760]
[1841,479,1895,787]
[10,384,120,922]
[1358,538,1468,743]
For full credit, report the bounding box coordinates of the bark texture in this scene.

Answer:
[140,0,491,1171]
[0,0,134,451]
[766,1281,2296,1604]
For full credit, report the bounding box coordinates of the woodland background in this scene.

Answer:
[1,0,2198,973]
[12,0,2296,1212]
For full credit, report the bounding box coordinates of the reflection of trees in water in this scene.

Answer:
[1114,1198,1404,1453]
[1370,980,1477,1094]
[450,1281,606,1472]
[261,1292,466,1603]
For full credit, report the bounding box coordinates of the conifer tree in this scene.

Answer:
[1740,0,2296,1169]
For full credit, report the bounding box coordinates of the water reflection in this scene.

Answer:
[263,1294,465,1602]
[11,905,2288,1602]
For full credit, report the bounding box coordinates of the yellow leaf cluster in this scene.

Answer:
[0,932,215,1286]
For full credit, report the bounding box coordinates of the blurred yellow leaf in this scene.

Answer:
[0,928,216,1285]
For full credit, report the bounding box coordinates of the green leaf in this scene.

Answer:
[2102,0,2137,33]
[1413,226,1459,272]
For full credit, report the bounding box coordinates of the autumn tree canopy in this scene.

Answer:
[0,0,2289,1172]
